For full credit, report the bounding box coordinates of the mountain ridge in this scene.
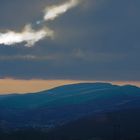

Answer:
[0,82,139,96]
[0,82,140,131]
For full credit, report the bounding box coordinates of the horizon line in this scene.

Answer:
[0,79,140,94]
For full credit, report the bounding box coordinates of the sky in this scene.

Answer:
[0,0,140,93]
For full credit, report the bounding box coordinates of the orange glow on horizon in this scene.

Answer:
[0,79,140,94]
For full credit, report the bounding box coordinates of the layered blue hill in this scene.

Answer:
[0,83,140,130]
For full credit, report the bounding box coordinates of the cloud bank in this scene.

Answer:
[0,0,80,47]
[0,0,140,81]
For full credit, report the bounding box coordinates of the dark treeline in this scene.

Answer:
[0,130,140,140]
[0,109,140,140]
[0,129,48,140]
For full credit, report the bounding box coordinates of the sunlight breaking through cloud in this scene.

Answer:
[0,0,81,47]
[44,0,80,21]
[0,25,53,47]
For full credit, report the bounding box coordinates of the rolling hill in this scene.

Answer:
[0,83,140,133]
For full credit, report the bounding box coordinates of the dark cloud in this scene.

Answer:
[0,0,140,81]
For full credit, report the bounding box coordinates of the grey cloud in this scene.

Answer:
[0,0,140,81]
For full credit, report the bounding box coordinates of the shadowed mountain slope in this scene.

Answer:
[0,83,139,130]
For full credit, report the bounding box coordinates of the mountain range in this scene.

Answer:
[0,83,140,140]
